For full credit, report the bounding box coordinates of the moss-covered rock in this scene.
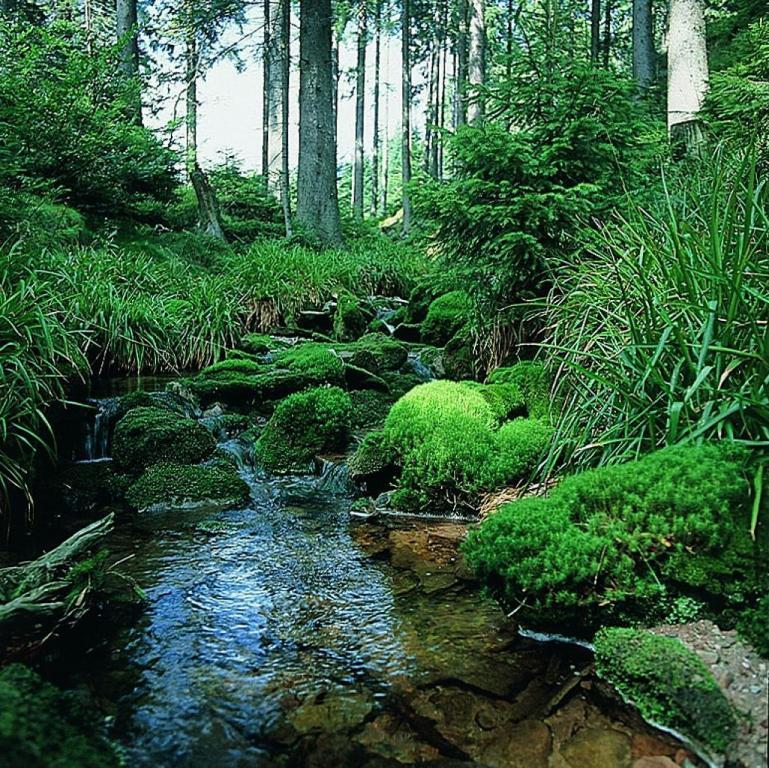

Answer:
[113,390,155,422]
[349,431,397,493]
[48,459,129,513]
[349,389,395,430]
[405,282,443,324]
[343,364,390,392]
[187,368,307,408]
[443,332,475,380]
[420,291,471,346]
[333,291,368,341]
[348,333,408,373]
[126,462,250,510]
[594,628,736,755]
[486,360,552,421]
[274,343,345,385]
[463,443,753,631]
[0,664,120,768]
[113,407,216,473]
[255,386,353,472]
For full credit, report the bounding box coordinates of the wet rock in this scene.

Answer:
[480,720,551,768]
[630,733,678,760]
[393,323,422,343]
[632,758,678,768]
[356,712,441,764]
[344,364,390,392]
[289,689,373,735]
[296,308,334,334]
[560,727,632,768]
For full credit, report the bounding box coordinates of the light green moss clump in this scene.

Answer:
[255,386,353,472]
[348,333,408,373]
[274,343,345,385]
[0,664,120,768]
[594,628,736,754]
[420,291,471,346]
[486,360,552,420]
[113,407,216,473]
[382,380,552,512]
[126,462,250,510]
[463,443,752,630]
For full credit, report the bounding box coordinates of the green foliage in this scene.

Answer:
[420,291,471,346]
[0,20,176,223]
[126,462,249,510]
[594,628,736,754]
[737,595,769,657]
[544,151,769,488]
[464,443,752,628]
[333,291,368,341]
[382,381,553,512]
[274,343,345,385]
[255,387,353,472]
[486,361,552,421]
[112,407,216,474]
[0,664,120,768]
[349,430,396,481]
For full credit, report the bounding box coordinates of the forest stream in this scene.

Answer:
[36,380,694,768]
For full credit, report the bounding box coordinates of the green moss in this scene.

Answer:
[126,462,250,510]
[405,282,443,324]
[486,361,552,420]
[349,389,395,430]
[51,460,129,512]
[737,595,769,656]
[237,333,272,355]
[333,291,368,341]
[595,628,736,754]
[420,291,471,346]
[349,333,408,373]
[114,390,155,422]
[464,443,753,630]
[382,381,549,512]
[349,431,396,482]
[113,407,216,473]
[343,363,390,392]
[198,358,265,376]
[255,386,353,472]
[274,343,345,385]
[443,332,475,380]
[187,369,307,408]
[0,664,120,768]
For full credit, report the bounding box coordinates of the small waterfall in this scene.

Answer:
[218,438,252,471]
[407,352,435,381]
[316,459,354,495]
[82,398,119,461]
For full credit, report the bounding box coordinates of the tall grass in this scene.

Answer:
[543,152,769,530]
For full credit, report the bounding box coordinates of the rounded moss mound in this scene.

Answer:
[255,386,353,472]
[126,462,250,510]
[114,390,155,422]
[594,628,736,755]
[348,333,408,373]
[486,360,552,420]
[275,343,345,385]
[0,664,120,768]
[420,291,471,346]
[113,407,216,473]
[349,430,396,482]
[463,443,752,630]
[382,381,553,512]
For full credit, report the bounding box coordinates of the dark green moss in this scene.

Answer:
[349,431,396,483]
[595,628,736,754]
[443,332,475,380]
[348,334,408,373]
[486,361,552,421]
[126,462,250,510]
[420,291,471,346]
[0,664,120,768]
[737,595,769,656]
[255,386,353,472]
[333,291,369,341]
[343,363,390,392]
[349,389,395,430]
[114,390,155,422]
[237,333,272,355]
[113,407,216,473]
[274,343,345,385]
[49,460,129,512]
[187,369,307,408]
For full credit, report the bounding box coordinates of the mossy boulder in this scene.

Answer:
[343,364,390,392]
[237,333,273,355]
[349,389,395,430]
[348,334,408,373]
[255,386,353,472]
[405,282,443,324]
[113,390,155,422]
[595,628,736,755]
[126,462,250,511]
[349,431,397,493]
[333,291,368,341]
[420,291,471,346]
[0,664,120,768]
[463,443,753,632]
[187,368,307,408]
[443,333,475,380]
[274,343,345,385]
[113,407,216,474]
[486,360,552,421]
[49,460,129,513]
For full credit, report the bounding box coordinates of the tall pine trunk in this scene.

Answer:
[297,0,342,245]
[667,0,708,154]
[267,0,289,187]
[603,0,612,67]
[280,0,292,236]
[467,0,485,125]
[632,0,655,88]
[455,0,468,127]
[371,0,381,217]
[261,0,271,180]
[401,0,412,235]
[590,0,600,63]
[353,0,367,219]
[116,0,142,124]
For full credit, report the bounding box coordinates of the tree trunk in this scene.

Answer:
[191,165,227,240]
[267,0,289,187]
[455,0,468,127]
[280,0,292,236]
[353,0,367,219]
[467,0,485,125]
[371,0,381,217]
[297,0,342,245]
[116,0,142,124]
[667,0,708,154]
[603,0,612,67]
[590,0,600,63]
[401,0,412,235]
[633,0,655,88]
[381,35,390,215]
[262,0,271,180]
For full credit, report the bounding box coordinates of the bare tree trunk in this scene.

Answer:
[280,0,292,236]
[262,0,271,180]
[297,0,342,245]
[467,0,485,125]
[603,0,612,67]
[401,0,412,235]
[371,0,381,217]
[633,0,655,88]
[455,0,468,127]
[590,0,600,63]
[186,28,225,240]
[381,36,390,215]
[116,0,142,124]
[267,0,289,188]
[667,0,708,154]
[437,18,448,178]
[353,0,367,219]
[424,45,436,175]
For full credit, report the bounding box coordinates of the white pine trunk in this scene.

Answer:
[467,0,485,125]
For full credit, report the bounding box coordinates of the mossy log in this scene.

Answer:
[0,514,114,659]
